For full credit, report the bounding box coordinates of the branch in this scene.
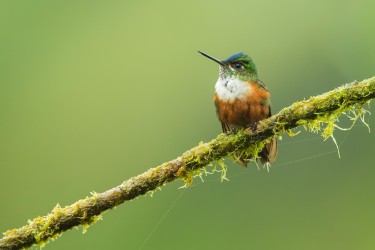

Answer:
[1,77,375,250]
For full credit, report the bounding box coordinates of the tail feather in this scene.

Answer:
[260,136,278,164]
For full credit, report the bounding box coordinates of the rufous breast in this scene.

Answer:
[214,81,270,127]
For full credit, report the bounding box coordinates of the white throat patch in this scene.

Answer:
[215,77,252,103]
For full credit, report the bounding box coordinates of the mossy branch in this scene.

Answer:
[1,77,375,250]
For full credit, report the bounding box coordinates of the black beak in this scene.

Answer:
[198,51,225,66]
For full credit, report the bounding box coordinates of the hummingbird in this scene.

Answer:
[199,51,278,167]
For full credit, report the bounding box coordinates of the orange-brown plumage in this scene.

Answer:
[214,82,270,127]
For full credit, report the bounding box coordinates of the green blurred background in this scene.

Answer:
[1,1,375,249]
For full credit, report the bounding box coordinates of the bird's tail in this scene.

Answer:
[259,136,278,165]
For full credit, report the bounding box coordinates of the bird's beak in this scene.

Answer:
[198,51,225,66]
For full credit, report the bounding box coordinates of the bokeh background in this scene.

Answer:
[1,1,375,249]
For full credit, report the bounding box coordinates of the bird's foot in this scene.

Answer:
[250,122,258,132]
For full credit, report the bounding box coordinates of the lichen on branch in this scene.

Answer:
[1,77,374,250]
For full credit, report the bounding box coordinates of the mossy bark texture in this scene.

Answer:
[1,77,375,250]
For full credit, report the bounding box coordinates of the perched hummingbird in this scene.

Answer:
[199,51,278,167]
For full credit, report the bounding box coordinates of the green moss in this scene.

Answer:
[294,101,370,160]
[82,214,103,234]
[216,159,229,182]
[177,165,203,187]
[177,158,231,186]
[2,77,374,250]
[26,204,65,248]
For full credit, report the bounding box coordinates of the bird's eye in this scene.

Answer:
[233,63,243,69]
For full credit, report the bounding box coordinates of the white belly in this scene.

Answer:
[215,78,252,103]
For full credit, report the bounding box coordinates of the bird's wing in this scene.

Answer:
[257,80,268,91]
